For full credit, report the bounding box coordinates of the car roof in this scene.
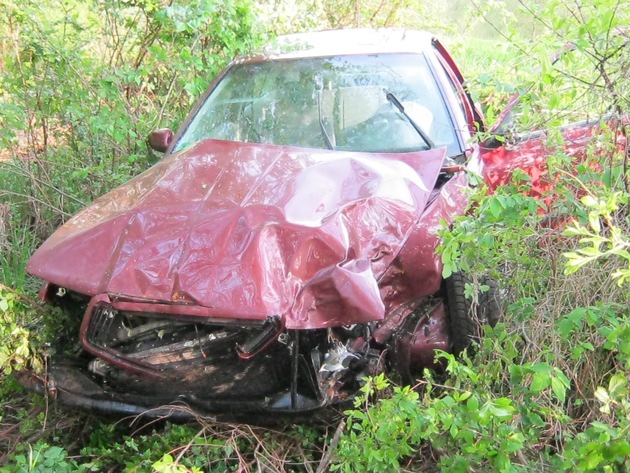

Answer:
[240,29,437,63]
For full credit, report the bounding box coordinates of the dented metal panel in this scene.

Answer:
[28,140,447,328]
[480,119,617,195]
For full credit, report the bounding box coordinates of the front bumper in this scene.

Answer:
[15,362,330,422]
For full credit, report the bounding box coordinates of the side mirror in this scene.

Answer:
[148,128,174,153]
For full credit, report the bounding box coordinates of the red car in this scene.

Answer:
[19,29,605,421]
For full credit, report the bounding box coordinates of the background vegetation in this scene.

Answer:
[1,0,629,471]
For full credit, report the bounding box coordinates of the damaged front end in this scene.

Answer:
[19,289,386,421]
[19,140,460,420]
[19,289,452,421]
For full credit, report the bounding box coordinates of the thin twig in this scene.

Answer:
[316,419,346,473]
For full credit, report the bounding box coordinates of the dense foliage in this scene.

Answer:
[1,0,629,471]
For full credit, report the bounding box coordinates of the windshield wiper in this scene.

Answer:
[317,90,335,150]
[384,90,434,149]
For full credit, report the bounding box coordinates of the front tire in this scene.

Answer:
[445,273,502,354]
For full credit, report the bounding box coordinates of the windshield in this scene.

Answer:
[174,53,459,154]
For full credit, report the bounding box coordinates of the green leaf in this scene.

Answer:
[581,195,598,207]
[551,376,566,403]
[530,371,551,392]
[489,198,502,218]
[458,391,472,402]
[607,373,628,399]
[466,395,479,410]
[594,387,610,406]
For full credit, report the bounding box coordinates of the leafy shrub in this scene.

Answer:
[0,289,42,376]
[0,0,265,252]
[332,326,568,472]
[0,442,80,473]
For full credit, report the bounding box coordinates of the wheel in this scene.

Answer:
[445,273,502,354]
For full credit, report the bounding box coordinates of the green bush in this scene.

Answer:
[0,289,42,376]
[0,442,81,473]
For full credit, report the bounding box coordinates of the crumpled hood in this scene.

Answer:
[28,139,446,328]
